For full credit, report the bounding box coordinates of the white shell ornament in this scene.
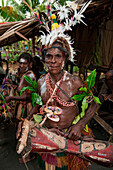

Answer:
[44,106,62,122]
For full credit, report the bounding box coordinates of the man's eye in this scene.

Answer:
[19,62,27,65]
[45,55,52,59]
[56,54,61,58]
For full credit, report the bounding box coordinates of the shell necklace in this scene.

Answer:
[46,71,75,107]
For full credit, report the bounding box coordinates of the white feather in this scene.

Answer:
[53,2,60,10]
[58,6,69,20]
[38,1,91,61]
[79,0,92,15]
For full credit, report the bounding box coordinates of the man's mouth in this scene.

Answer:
[48,65,59,69]
[20,67,28,72]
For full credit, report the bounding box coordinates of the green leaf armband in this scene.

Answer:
[72,115,81,125]
[72,69,101,130]
[20,75,43,107]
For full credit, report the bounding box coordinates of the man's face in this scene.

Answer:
[45,47,65,75]
[19,58,30,73]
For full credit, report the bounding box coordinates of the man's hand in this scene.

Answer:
[67,124,83,141]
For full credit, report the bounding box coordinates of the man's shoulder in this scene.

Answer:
[65,71,83,89]
[25,70,36,79]
[65,71,81,81]
[37,74,46,84]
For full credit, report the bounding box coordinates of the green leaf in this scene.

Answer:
[39,100,43,105]
[72,115,81,124]
[24,75,33,86]
[86,69,96,90]
[72,92,87,101]
[24,76,37,91]
[32,80,37,91]
[80,111,85,118]
[80,97,88,118]
[31,93,38,107]
[84,124,89,132]
[33,114,43,123]
[0,93,8,112]
[0,5,25,22]
[20,86,35,96]
[79,87,87,93]
[93,96,101,104]
[87,93,92,96]
[36,95,43,105]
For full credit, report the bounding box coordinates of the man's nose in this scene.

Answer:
[20,63,24,67]
[51,56,56,63]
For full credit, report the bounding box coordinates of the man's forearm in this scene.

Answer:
[9,94,28,101]
[77,101,98,129]
[27,104,39,120]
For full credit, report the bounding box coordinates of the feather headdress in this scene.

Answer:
[38,0,92,62]
[39,25,76,61]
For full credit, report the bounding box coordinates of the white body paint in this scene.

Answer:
[41,81,46,95]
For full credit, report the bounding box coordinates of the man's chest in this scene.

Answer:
[40,81,76,104]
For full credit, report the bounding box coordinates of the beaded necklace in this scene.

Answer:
[46,71,75,107]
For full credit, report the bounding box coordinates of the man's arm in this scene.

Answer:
[5,94,29,103]
[6,71,36,103]
[67,76,98,140]
[77,101,98,128]
[26,104,39,120]
[68,101,98,140]
[5,92,32,103]
[26,79,41,120]
[17,71,36,93]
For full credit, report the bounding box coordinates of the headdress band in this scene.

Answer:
[42,45,69,60]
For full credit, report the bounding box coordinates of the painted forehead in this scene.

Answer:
[46,47,65,55]
[19,58,28,63]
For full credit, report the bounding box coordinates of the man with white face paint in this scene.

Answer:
[2,1,101,167]
[5,52,36,120]
[26,38,98,169]
[16,2,99,168]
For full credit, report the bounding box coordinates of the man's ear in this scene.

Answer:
[65,52,69,59]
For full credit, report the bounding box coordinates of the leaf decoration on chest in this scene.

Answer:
[20,75,43,106]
